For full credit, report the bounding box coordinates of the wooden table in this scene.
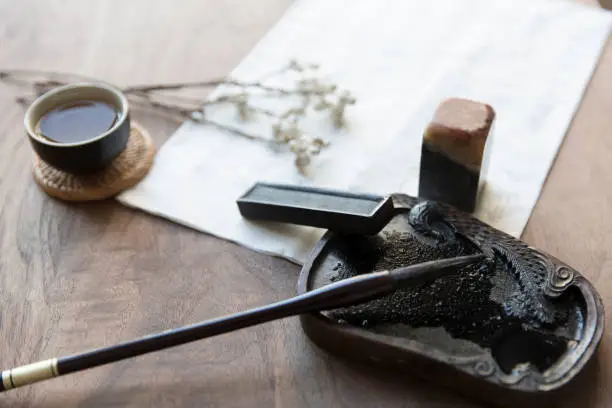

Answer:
[0,1,610,406]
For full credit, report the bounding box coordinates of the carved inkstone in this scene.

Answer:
[297,195,604,406]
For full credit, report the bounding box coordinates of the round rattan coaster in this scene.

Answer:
[33,122,155,201]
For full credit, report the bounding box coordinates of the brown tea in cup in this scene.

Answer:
[25,82,130,173]
[36,99,119,144]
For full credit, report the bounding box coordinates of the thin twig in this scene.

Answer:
[128,91,207,108]
[0,69,99,83]
[124,79,317,96]
[203,119,261,141]
[123,80,226,93]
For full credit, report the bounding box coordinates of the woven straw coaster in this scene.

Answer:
[33,122,155,201]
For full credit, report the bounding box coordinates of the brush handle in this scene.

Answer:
[0,271,394,392]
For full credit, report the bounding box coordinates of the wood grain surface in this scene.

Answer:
[0,0,610,407]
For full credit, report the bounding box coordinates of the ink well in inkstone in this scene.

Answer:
[418,97,495,213]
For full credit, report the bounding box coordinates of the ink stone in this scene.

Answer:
[234,181,603,404]
[418,98,495,213]
[297,195,604,406]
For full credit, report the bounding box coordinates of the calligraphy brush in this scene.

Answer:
[0,254,484,392]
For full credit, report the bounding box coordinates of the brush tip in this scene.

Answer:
[390,253,487,284]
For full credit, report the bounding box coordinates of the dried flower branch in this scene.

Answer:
[0,60,356,174]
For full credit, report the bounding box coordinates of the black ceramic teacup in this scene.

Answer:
[24,83,130,173]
